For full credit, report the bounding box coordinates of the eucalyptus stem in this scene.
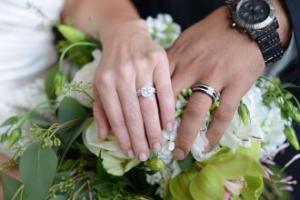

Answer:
[11,185,25,200]
[59,42,97,71]
[71,182,87,200]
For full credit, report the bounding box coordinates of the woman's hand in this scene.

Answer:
[93,20,175,161]
[168,3,290,160]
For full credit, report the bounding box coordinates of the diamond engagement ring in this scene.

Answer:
[191,84,220,102]
[137,86,156,97]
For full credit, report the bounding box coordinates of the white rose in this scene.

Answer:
[66,50,101,108]
[83,120,140,176]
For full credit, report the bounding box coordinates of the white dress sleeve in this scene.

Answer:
[0,0,65,84]
[0,0,65,156]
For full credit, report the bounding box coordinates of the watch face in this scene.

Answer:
[237,0,270,24]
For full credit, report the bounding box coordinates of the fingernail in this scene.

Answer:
[138,153,149,161]
[153,142,162,152]
[173,148,186,160]
[127,150,134,158]
[166,122,174,132]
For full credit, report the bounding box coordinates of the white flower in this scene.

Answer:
[147,14,181,48]
[83,120,140,176]
[190,85,287,161]
[63,50,101,108]
[146,161,181,198]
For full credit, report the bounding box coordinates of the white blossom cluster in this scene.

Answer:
[147,14,181,48]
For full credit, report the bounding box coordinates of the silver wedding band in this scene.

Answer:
[191,84,220,102]
[137,85,156,97]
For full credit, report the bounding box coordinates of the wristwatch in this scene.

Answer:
[226,0,284,66]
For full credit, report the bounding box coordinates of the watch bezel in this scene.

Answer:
[232,0,276,30]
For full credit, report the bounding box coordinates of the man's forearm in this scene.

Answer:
[62,0,141,40]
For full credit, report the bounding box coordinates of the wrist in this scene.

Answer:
[100,19,149,43]
[274,0,292,47]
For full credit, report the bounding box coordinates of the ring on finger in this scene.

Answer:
[137,85,156,98]
[191,83,220,102]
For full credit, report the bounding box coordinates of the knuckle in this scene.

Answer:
[185,105,201,119]
[216,103,235,121]
[96,71,113,87]
[149,50,167,64]
[111,118,126,130]
[117,63,133,80]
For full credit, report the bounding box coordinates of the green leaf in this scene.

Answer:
[284,126,300,150]
[189,165,224,200]
[238,101,250,126]
[0,173,23,200]
[5,128,22,148]
[178,154,194,172]
[168,170,196,200]
[28,111,52,128]
[45,65,59,101]
[57,97,90,123]
[53,195,67,200]
[0,116,20,127]
[58,119,92,168]
[20,142,58,200]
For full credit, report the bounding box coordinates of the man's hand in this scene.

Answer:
[168,2,291,160]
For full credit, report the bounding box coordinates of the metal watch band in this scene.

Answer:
[251,20,284,66]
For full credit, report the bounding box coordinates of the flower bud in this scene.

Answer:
[284,126,300,150]
[54,71,65,96]
[146,157,165,171]
[57,25,87,43]
[238,102,250,126]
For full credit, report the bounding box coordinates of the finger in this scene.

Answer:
[153,52,176,131]
[173,92,212,160]
[93,87,109,140]
[205,87,242,150]
[117,77,150,161]
[139,95,163,151]
[171,68,195,97]
[97,86,133,158]
[136,59,163,151]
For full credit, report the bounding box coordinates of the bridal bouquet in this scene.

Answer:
[0,14,299,200]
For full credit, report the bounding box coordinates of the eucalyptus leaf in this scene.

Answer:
[58,119,92,168]
[0,116,19,127]
[58,97,90,123]
[28,111,52,127]
[5,128,22,148]
[0,173,23,200]
[20,142,58,200]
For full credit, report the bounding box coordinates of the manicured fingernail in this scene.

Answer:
[127,150,134,158]
[139,153,149,161]
[166,122,174,132]
[153,142,162,152]
[173,148,186,160]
